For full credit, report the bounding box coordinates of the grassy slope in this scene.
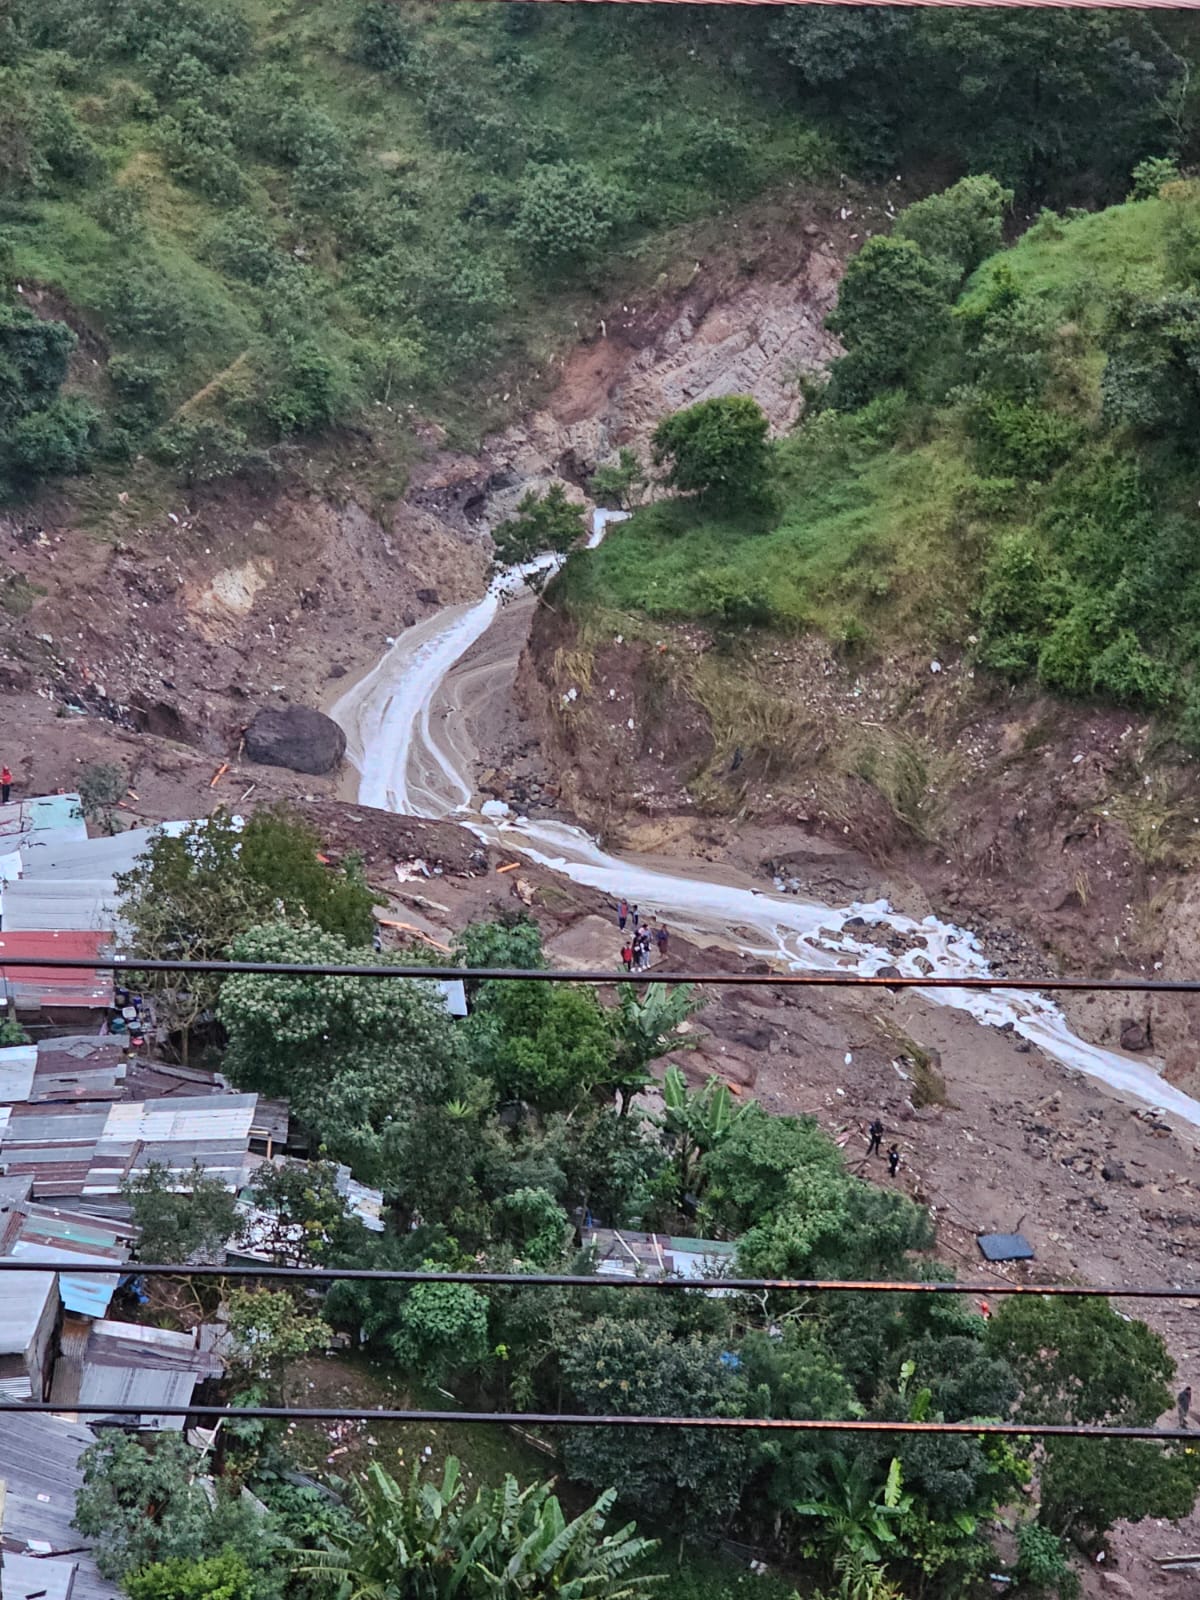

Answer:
[576,195,1183,659]
[7,0,827,482]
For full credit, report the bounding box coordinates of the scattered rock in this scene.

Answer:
[327,663,348,680]
[1099,1574,1135,1598]
[1119,1018,1150,1052]
[244,704,347,775]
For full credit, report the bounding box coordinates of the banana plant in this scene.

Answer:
[607,985,702,1115]
[793,1455,912,1569]
[297,1456,661,1600]
[660,1063,747,1209]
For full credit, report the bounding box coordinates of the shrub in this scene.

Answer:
[825,237,951,408]
[351,1,411,77]
[492,483,586,565]
[969,396,1081,479]
[652,395,774,507]
[512,161,622,267]
[6,396,98,481]
[208,209,283,284]
[1129,154,1181,201]
[1014,1524,1079,1598]
[154,414,255,484]
[894,174,1013,285]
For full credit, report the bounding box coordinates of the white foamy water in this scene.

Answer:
[332,511,1200,1130]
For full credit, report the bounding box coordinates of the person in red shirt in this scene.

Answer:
[1,766,11,804]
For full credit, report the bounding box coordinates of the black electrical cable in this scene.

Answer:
[6,1259,1200,1299]
[0,953,1198,992]
[2,1402,1195,1438]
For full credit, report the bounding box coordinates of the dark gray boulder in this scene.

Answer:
[244,705,346,775]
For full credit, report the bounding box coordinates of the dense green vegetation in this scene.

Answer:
[89,819,1200,1597]
[0,1,1194,502]
[570,170,1200,736]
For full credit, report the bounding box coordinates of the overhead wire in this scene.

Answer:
[5,1259,1200,1298]
[0,953,1198,991]
[1,1401,1194,1438]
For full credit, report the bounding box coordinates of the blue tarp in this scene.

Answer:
[977,1232,1035,1263]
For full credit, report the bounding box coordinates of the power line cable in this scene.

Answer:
[1,954,1198,992]
[5,1260,1199,1298]
[1,1401,1194,1438]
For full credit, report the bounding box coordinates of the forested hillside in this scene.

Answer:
[0,0,1192,502]
[572,168,1200,737]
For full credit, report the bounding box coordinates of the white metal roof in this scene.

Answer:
[0,1046,37,1104]
[0,1270,57,1355]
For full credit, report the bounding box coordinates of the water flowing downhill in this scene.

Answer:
[332,512,1200,1131]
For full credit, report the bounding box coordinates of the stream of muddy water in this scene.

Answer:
[331,512,1200,1130]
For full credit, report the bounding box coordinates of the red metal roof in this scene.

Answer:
[0,932,112,1010]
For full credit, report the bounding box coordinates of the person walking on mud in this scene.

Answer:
[867,1118,884,1158]
[656,924,670,961]
[621,941,633,973]
[617,898,629,932]
[1179,1385,1192,1429]
[887,1144,901,1178]
[631,904,640,931]
[1,765,11,805]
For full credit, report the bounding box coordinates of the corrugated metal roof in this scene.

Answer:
[8,1205,129,1318]
[1,879,119,934]
[0,796,87,861]
[0,932,112,1012]
[77,1363,198,1431]
[84,1094,258,1195]
[2,1549,78,1600]
[0,1270,56,1355]
[17,821,190,880]
[0,1410,120,1600]
[436,979,468,1017]
[98,1096,258,1145]
[585,1228,739,1288]
[87,1319,223,1376]
[0,1047,36,1104]
[31,1038,126,1104]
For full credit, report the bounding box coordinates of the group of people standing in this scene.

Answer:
[617,898,669,971]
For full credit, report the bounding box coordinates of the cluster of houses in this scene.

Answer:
[0,792,387,1600]
[0,792,734,1600]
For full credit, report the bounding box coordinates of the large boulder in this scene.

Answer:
[244,705,346,775]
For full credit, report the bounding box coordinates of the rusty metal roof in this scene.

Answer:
[0,931,112,1011]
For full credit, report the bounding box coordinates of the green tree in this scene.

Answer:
[226,1287,328,1386]
[116,814,272,1059]
[988,1296,1200,1542]
[123,1159,240,1264]
[561,1319,751,1532]
[825,238,951,409]
[386,1270,491,1381]
[794,1456,911,1569]
[659,1064,746,1210]
[492,484,586,566]
[590,447,646,510]
[651,396,772,508]
[74,1433,211,1579]
[893,175,1013,286]
[513,161,622,268]
[241,1157,363,1268]
[239,805,378,945]
[466,979,613,1110]
[219,923,464,1179]
[299,1456,659,1600]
